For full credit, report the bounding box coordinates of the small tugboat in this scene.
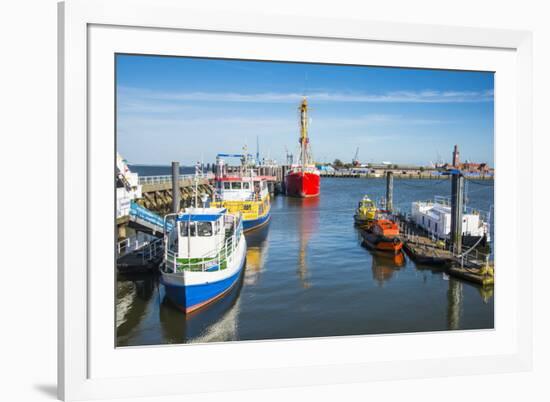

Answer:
[211,151,271,232]
[354,195,377,225]
[285,97,321,198]
[360,216,403,254]
[160,206,247,314]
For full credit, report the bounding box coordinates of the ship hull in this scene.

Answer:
[360,229,403,254]
[285,171,320,198]
[243,212,271,232]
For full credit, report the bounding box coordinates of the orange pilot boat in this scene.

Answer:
[360,218,403,254]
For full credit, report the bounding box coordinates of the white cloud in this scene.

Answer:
[118,87,494,104]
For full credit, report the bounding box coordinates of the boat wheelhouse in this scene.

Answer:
[354,195,377,225]
[411,196,490,242]
[161,207,246,314]
[211,153,271,232]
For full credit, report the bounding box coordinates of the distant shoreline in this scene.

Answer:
[320,173,494,180]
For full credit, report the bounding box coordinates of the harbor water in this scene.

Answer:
[116,176,494,346]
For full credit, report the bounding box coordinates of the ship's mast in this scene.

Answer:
[299,97,309,166]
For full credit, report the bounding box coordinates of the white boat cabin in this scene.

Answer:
[174,208,227,259]
[215,177,269,201]
[411,197,489,240]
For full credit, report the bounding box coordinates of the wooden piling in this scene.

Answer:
[171,161,180,213]
[386,171,393,212]
[450,172,464,254]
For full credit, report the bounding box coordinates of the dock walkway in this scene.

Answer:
[396,215,493,286]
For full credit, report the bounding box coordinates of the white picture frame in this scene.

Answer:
[58,0,533,400]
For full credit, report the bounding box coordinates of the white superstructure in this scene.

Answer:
[411,196,490,240]
[215,176,269,202]
[116,153,142,218]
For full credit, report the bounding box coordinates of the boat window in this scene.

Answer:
[179,221,197,237]
[197,222,213,237]
[232,182,242,190]
[223,182,231,190]
[242,182,250,189]
[179,221,187,236]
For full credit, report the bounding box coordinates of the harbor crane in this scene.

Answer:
[352,147,360,167]
[285,146,294,165]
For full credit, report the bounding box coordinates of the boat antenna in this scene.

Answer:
[194,161,199,208]
[256,136,260,166]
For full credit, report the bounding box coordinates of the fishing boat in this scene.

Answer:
[285,97,320,198]
[360,217,403,254]
[411,196,490,245]
[354,195,377,225]
[211,152,271,232]
[160,207,247,313]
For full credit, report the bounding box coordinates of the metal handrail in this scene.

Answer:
[139,173,213,185]
[167,235,237,273]
[117,236,164,263]
[141,238,163,263]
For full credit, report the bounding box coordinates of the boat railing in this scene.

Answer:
[117,236,163,260]
[434,195,451,206]
[117,237,142,257]
[164,213,242,274]
[139,173,213,185]
[451,235,491,267]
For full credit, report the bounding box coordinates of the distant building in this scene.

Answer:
[460,162,491,174]
[452,144,460,167]
[440,145,492,175]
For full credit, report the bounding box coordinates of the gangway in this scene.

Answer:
[127,201,173,237]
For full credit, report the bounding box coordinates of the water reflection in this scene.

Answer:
[370,252,406,286]
[243,224,270,286]
[116,273,157,337]
[447,278,463,330]
[159,273,244,343]
[292,197,320,289]
[478,285,494,303]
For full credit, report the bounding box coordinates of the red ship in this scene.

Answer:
[285,97,320,198]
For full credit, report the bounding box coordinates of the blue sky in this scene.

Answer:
[116,54,494,166]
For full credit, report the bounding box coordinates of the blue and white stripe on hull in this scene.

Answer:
[243,212,271,232]
[162,263,244,313]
